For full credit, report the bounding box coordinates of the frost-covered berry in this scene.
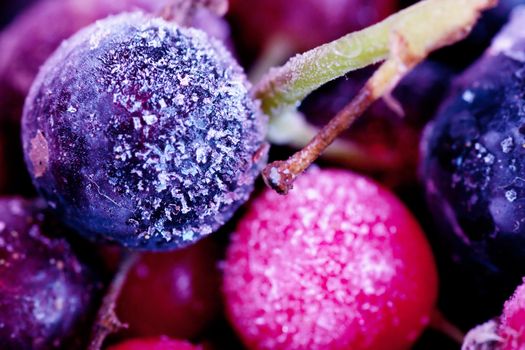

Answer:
[462,279,525,350]
[22,12,267,250]
[499,280,525,350]
[108,338,203,350]
[223,168,438,350]
[0,0,228,123]
[0,197,100,349]
[0,0,229,195]
[421,7,525,323]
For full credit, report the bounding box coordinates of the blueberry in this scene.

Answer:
[421,11,525,325]
[22,13,267,250]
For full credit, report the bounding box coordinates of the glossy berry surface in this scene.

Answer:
[0,197,99,349]
[223,168,438,350]
[116,237,221,338]
[421,9,525,323]
[229,0,395,53]
[108,338,203,350]
[22,13,267,250]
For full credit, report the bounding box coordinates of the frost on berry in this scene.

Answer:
[499,279,525,350]
[223,168,437,350]
[22,13,267,250]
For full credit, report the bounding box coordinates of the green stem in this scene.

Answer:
[267,110,398,171]
[260,0,496,194]
[254,0,497,117]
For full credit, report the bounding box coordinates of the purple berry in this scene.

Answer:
[0,0,229,194]
[0,197,100,349]
[22,13,267,250]
[421,8,525,325]
[0,0,229,123]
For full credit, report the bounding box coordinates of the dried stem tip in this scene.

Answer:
[88,252,139,350]
[261,0,496,194]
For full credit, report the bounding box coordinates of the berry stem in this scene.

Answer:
[88,252,139,350]
[260,0,496,194]
[254,0,496,117]
[267,110,399,171]
[430,310,465,344]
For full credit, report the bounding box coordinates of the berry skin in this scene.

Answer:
[462,279,525,350]
[116,237,221,339]
[0,0,228,123]
[229,0,395,54]
[107,338,203,350]
[0,0,229,195]
[223,168,438,350]
[22,13,267,250]
[421,8,525,323]
[0,197,100,349]
[499,280,525,350]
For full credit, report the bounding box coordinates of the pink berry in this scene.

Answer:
[462,279,525,350]
[229,0,395,53]
[223,168,438,350]
[500,280,525,350]
[116,237,221,338]
[108,338,203,350]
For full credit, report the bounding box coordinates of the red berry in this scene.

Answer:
[500,280,525,350]
[223,168,438,350]
[116,237,222,339]
[108,338,203,350]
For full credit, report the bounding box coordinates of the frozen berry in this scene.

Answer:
[462,279,525,350]
[0,197,100,349]
[22,13,267,250]
[499,280,525,350]
[116,237,221,338]
[0,0,229,195]
[229,0,395,54]
[108,337,203,350]
[421,7,525,323]
[0,0,228,123]
[223,168,438,350]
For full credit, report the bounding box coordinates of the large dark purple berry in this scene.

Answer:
[0,0,229,195]
[421,9,525,325]
[0,197,100,349]
[22,13,267,250]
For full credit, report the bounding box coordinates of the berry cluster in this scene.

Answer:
[1,0,525,350]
